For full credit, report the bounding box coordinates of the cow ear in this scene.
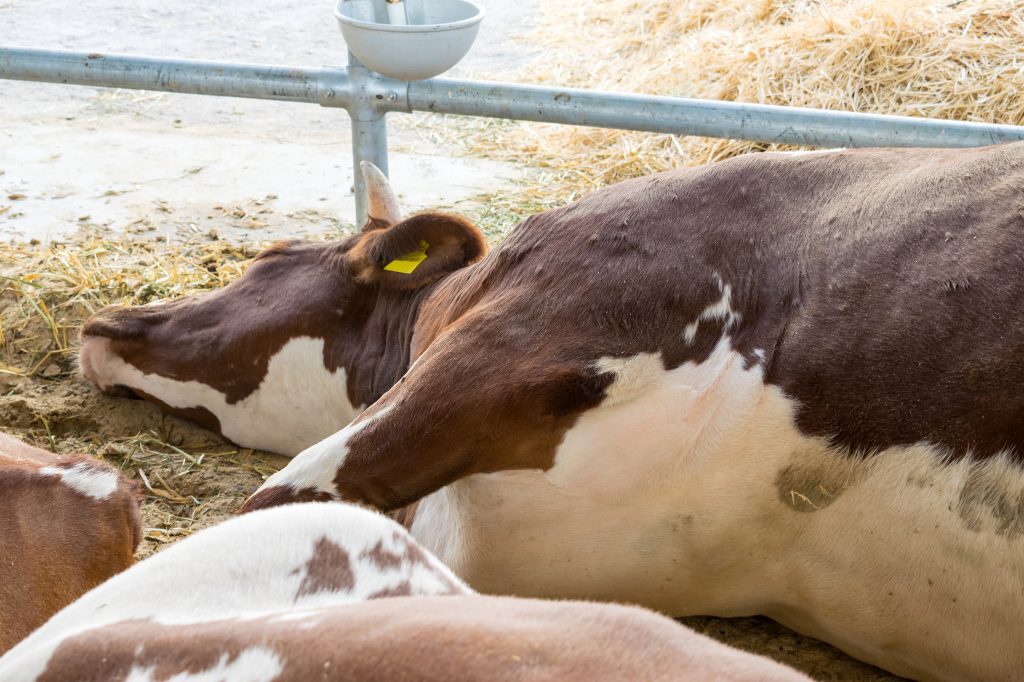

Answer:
[348,212,488,290]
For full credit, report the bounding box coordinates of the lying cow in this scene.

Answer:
[80,145,1024,681]
[0,501,808,681]
[0,432,141,653]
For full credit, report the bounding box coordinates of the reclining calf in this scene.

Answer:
[0,433,141,653]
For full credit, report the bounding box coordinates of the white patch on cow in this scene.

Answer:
[683,276,739,344]
[410,339,1024,682]
[408,484,468,579]
[0,503,470,682]
[83,336,360,456]
[593,353,664,408]
[125,648,282,682]
[259,406,392,498]
[38,462,118,501]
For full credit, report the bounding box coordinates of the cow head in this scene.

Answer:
[78,163,487,455]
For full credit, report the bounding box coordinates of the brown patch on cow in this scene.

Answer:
[775,458,862,514]
[295,536,355,598]
[761,144,1024,460]
[331,359,615,511]
[956,464,1024,539]
[359,532,465,596]
[0,437,141,653]
[400,538,466,595]
[360,539,405,572]
[237,486,333,514]
[399,533,434,566]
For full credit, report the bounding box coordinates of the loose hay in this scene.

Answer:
[467,0,1024,200]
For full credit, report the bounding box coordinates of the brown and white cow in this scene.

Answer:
[81,146,1024,681]
[0,501,809,682]
[0,432,141,653]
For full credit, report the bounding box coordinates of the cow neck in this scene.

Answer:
[340,280,447,409]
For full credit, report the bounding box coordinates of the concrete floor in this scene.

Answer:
[0,0,537,242]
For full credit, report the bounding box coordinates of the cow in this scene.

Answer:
[80,145,1024,681]
[0,432,141,653]
[0,501,809,682]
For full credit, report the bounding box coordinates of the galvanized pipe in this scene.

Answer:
[5,48,1024,152]
[5,47,1024,151]
[408,79,1024,149]
[0,47,336,105]
[347,53,393,226]
[6,45,1024,225]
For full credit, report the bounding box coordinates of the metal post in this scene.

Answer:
[0,48,329,103]
[347,52,391,228]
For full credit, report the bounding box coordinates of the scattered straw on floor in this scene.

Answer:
[465,0,1024,201]
[0,234,264,380]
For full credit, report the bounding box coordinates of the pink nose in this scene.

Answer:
[78,337,142,399]
[77,335,107,388]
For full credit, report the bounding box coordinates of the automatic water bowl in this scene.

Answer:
[336,0,484,81]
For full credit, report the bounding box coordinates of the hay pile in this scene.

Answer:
[473,0,1024,199]
[0,236,259,380]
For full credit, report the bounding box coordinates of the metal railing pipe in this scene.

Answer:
[0,47,334,105]
[408,79,1024,149]
[347,53,394,226]
[7,46,1024,222]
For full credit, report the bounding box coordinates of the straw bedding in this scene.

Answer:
[470,0,1024,199]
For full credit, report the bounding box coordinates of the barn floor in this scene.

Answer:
[1,0,902,679]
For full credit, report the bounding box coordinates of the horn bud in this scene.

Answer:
[361,162,403,230]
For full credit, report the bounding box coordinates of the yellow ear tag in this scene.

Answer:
[383,240,430,274]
